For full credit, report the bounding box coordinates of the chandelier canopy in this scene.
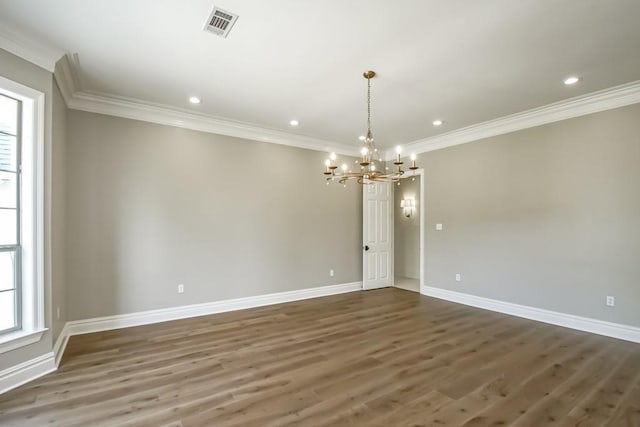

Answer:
[323,70,417,185]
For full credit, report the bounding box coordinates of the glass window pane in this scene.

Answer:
[0,250,17,291]
[0,171,17,208]
[0,134,17,171]
[0,209,17,245]
[0,95,18,136]
[0,289,17,331]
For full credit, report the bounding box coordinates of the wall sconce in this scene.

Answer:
[400,198,415,217]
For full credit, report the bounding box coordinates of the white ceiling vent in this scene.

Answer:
[203,6,238,38]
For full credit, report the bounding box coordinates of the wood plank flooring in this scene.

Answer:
[1,288,639,426]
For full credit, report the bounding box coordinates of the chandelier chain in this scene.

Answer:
[367,76,371,133]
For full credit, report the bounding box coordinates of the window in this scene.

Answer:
[0,76,45,352]
[0,93,21,334]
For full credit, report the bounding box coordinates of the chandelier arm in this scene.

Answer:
[329,170,404,183]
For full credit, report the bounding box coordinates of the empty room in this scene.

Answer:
[1,1,639,425]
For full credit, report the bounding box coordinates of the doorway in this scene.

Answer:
[361,170,424,292]
[393,171,423,293]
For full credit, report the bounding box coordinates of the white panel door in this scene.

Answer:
[363,182,393,290]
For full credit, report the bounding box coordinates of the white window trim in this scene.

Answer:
[0,75,47,354]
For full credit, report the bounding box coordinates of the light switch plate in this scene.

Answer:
[436,223,443,231]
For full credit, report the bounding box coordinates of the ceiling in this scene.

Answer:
[1,0,640,151]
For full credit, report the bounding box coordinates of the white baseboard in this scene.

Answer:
[1,282,362,396]
[66,281,362,336]
[421,285,640,344]
[52,323,70,367]
[0,352,56,395]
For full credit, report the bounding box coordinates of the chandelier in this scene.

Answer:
[323,70,417,185]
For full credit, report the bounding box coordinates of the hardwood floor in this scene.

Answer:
[1,288,639,426]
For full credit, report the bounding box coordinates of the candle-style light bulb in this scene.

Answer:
[360,146,369,164]
[395,145,402,163]
[410,152,417,169]
[329,152,337,161]
[410,153,416,161]
[324,159,331,167]
[342,163,348,172]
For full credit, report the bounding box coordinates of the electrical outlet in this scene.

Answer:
[329,269,334,277]
[455,273,461,282]
[436,223,443,231]
[178,284,185,294]
[606,296,615,307]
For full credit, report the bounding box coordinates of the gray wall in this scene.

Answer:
[422,103,640,327]
[66,110,362,320]
[51,78,67,341]
[0,48,63,370]
[394,177,420,279]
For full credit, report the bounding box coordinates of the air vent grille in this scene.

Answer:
[204,6,238,38]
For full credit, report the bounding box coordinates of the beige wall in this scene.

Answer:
[394,177,420,279]
[422,103,640,327]
[65,110,363,320]
[0,48,62,371]
[51,79,67,341]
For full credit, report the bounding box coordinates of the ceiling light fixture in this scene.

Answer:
[432,119,443,126]
[564,76,580,85]
[323,70,418,185]
[189,96,201,104]
[289,119,299,127]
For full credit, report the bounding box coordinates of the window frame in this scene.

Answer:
[0,93,22,335]
[0,75,46,354]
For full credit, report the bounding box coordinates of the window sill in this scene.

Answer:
[0,328,48,354]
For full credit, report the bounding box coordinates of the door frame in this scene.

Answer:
[391,168,425,293]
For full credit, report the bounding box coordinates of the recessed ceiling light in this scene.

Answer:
[564,76,580,85]
[358,135,366,141]
[289,120,299,127]
[189,96,201,104]
[432,119,444,126]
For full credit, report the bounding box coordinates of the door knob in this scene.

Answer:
[364,245,370,251]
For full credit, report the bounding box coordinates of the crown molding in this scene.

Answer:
[53,72,357,157]
[53,46,640,160]
[53,53,80,104]
[0,24,63,72]
[52,51,357,156]
[67,90,358,156]
[382,80,640,160]
[3,20,640,158]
